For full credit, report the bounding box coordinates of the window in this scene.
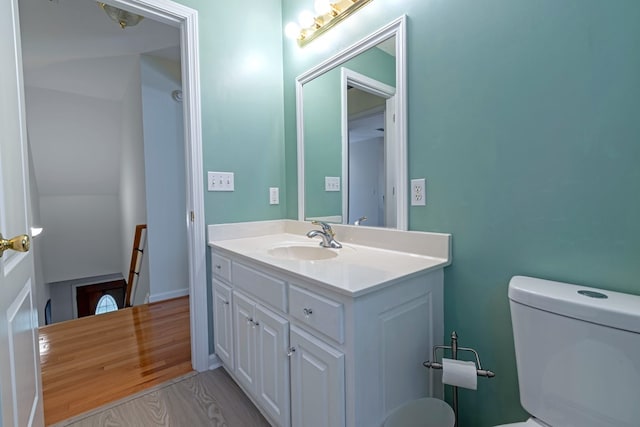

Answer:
[95,294,118,315]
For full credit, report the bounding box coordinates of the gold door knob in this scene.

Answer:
[0,233,30,257]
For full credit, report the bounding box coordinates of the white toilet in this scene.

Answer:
[387,275,640,427]
[497,275,640,427]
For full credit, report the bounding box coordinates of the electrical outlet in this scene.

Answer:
[411,178,426,206]
[325,176,341,192]
[269,187,279,205]
[208,171,234,191]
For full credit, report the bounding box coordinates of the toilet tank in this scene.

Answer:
[508,276,640,427]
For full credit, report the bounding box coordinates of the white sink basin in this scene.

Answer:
[267,245,339,261]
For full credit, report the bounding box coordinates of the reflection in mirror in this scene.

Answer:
[342,68,396,227]
[297,16,407,229]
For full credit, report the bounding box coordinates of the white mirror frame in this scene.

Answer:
[296,15,408,230]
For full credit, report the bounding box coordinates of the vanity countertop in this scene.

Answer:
[208,220,451,297]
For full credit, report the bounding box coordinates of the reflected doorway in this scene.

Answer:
[348,101,385,226]
[342,69,396,227]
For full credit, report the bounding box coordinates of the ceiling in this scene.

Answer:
[19,0,181,198]
[349,112,384,144]
[19,0,180,100]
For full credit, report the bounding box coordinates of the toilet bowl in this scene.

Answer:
[384,276,640,427]
[383,398,455,427]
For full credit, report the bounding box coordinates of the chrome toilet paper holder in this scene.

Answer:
[423,331,495,427]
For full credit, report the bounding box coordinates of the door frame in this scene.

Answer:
[103,0,208,371]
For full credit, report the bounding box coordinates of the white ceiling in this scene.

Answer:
[19,0,180,198]
[349,112,384,144]
[19,0,180,100]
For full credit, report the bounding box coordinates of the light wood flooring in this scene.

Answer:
[40,297,193,426]
[54,368,270,427]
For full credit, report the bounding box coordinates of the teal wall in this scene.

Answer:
[177,0,286,225]
[283,1,640,426]
[176,0,285,353]
[303,74,342,217]
[303,47,395,219]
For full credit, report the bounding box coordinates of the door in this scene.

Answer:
[76,279,126,317]
[213,280,234,369]
[255,305,290,427]
[290,325,345,427]
[233,290,257,394]
[0,0,45,425]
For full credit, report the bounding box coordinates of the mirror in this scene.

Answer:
[296,16,407,229]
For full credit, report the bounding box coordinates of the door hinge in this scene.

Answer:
[190,211,195,222]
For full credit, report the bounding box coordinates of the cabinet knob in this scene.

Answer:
[247,317,253,324]
[287,347,296,357]
[223,300,229,305]
[253,320,260,327]
[215,264,222,269]
[303,308,313,318]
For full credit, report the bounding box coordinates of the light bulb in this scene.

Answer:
[284,22,300,39]
[314,0,332,15]
[298,10,315,28]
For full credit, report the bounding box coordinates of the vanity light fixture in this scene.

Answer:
[285,0,374,47]
[97,2,144,29]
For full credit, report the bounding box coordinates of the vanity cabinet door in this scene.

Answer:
[255,305,290,427]
[213,280,234,369]
[233,290,257,395]
[290,325,345,427]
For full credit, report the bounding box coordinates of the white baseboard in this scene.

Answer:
[148,288,189,303]
[209,353,222,370]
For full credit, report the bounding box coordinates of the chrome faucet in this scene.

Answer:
[306,221,342,249]
[354,216,367,226]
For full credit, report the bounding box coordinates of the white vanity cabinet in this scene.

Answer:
[290,324,345,427]
[213,280,233,369]
[232,289,259,393]
[232,289,291,427]
[213,254,291,427]
[211,246,445,427]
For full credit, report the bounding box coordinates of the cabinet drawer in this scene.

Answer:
[232,263,287,312]
[290,285,344,344]
[212,252,231,282]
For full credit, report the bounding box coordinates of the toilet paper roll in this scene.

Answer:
[441,358,477,390]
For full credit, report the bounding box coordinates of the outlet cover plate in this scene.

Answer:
[269,187,279,205]
[411,178,426,206]
[325,176,341,192]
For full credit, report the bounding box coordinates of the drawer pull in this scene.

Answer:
[287,347,296,357]
[303,308,313,318]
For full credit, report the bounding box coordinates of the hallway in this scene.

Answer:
[39,297,191,425]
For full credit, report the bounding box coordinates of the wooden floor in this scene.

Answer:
[40,297,192,426]
[58,368,269,427]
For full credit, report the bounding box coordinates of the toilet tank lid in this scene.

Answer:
[509,276,640,334]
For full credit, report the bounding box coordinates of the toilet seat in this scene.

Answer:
[384,398,455,427]
[494,418,550,427]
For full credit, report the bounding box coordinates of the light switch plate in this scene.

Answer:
[208,171,234,191]
[325,176,341,192]
[269,187,279,205]
[411,178,426,206]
